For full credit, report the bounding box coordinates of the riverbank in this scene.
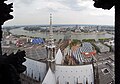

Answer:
[10,27,114,41]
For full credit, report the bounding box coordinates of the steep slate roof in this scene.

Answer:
[55,48,63,64]
[25,47,47,60]
[42,68,56,84]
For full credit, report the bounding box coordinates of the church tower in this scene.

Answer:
[46,14,56,72]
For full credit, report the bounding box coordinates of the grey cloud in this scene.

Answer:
[13,0,87,11]
[18,0,34,4]
[13,0,40,9]
[57,0,87,11]
[47,8,58,12]
[12,0,36,7]
[39,7,58,12]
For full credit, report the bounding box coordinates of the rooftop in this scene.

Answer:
[63,42,96,65]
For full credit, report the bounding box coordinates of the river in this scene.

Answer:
[10,27,114,41]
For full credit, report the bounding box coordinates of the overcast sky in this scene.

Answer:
[4,0,115,26]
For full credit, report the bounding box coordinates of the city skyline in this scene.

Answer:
[4,0,114,26]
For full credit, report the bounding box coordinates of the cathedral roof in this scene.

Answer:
[55,64,94,84]
[23,58,46,81]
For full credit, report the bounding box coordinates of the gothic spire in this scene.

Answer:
[46,14,56,62]
[48,14,55,47]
